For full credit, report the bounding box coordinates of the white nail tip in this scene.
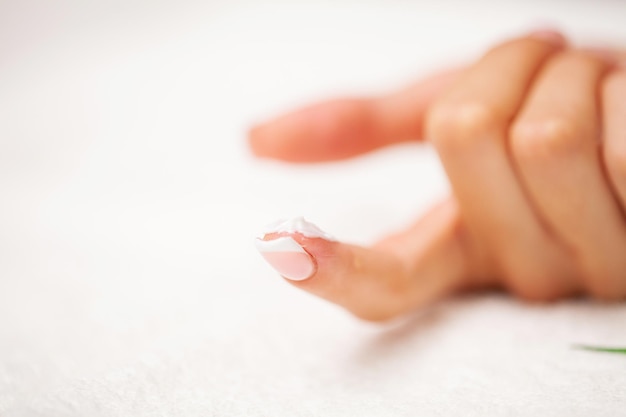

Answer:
[254,236,306,253]
[254,236,315,281]
[260,216,336,241]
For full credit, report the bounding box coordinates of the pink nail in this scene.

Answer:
[255,237,316,281]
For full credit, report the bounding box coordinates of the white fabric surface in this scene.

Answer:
[1,1,625,415]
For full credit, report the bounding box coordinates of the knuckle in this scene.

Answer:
[564,49,608,68]
[510,118,584,161]
[427,101,501,153]
[485,37,534,58]
[481,37,541,61]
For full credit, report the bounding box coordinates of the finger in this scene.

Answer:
[510,51,626,299]
[248,69,461,162]
[602,63,626,297]
[603,64,626,209]
[255,200,469,321]
[426,31,577,299]
[581,47,626,64]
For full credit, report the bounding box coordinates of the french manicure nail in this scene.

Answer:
[255,236,316,281]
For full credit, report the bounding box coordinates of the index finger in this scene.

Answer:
[255,200,469,321]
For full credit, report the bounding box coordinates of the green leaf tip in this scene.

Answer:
[573,345,626,355]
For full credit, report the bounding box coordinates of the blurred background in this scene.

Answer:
[1,1,625,415]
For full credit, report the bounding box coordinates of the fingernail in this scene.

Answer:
[529,29,565,46]
[255,236,316,281]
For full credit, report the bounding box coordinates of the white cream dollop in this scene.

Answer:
[260,216,336,241]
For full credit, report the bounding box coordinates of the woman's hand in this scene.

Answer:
[250,31,626,321]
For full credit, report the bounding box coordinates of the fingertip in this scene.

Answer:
[246,109,317,162]
[247,122,278,159]
[247,124,262,155]
[254,216,406,318]
[255,217,340,281]
[247,123,262,145]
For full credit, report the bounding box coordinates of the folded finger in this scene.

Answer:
[603,64,626,209]
[426,31,576,299]
[510,51,626,299]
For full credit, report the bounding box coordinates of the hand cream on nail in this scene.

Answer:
[260,216,336,241]
[254,236,308,253]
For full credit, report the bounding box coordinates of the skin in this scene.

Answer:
[249,31,626,321]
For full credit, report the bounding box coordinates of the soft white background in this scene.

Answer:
[1,0,625,415]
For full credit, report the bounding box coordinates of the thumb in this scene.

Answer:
[249,68,462,163]
[255,200,470,321]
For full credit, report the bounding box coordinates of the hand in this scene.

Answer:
[250,31,626,321]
